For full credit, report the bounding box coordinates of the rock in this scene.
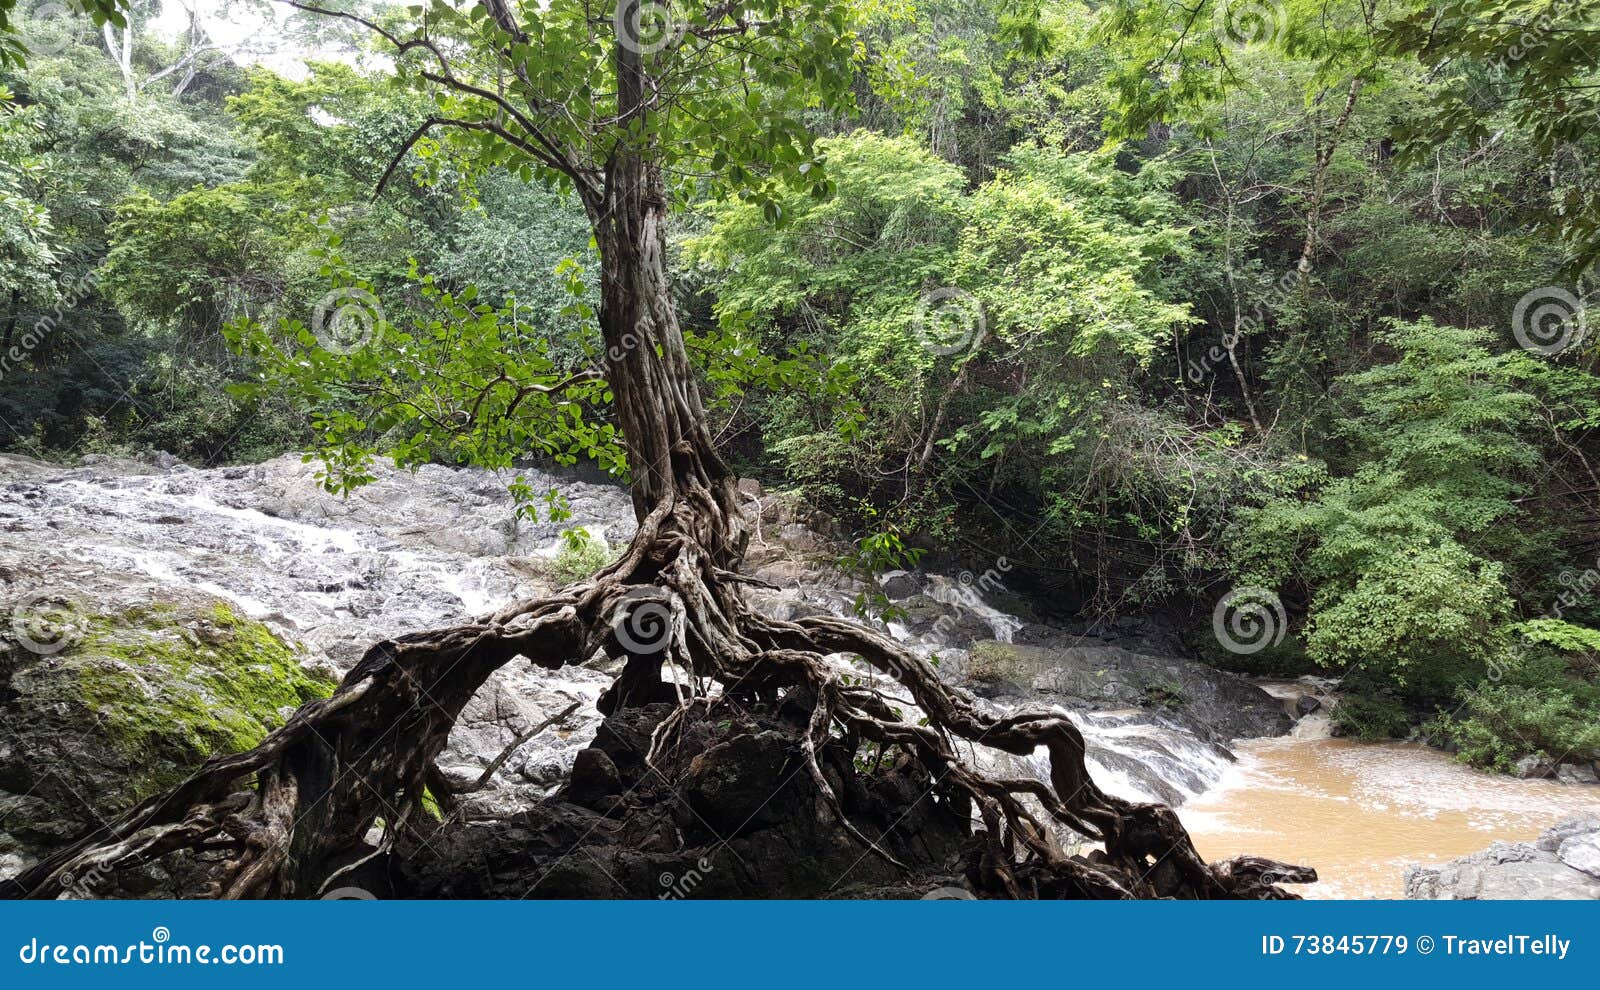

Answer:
[0,591,335,877]
[560,748,623,811]
[1473,861,1599,899]
[1514,754,1556,779]
[960,640,1291,743]
[681,730,799,836]
[1555,762,1599,785]
[399,702,972,898]
[1557,834,1600,879]
[776,522,820,550]
[878,570,921,600]
[891,593,996,647]
[1536,816,1600,852]
[0,451,635,845]
[1032,611,1189,658]
[1406,823,1600,899]
[1294,695,1322,716]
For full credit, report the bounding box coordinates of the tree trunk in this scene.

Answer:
[591,155,746,565]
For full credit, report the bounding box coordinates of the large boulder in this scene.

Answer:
[1405,818,1600,899]
[1558,833,1600,879]
[0,588,335,885]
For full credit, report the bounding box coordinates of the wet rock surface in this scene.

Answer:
[0,587,335,881]
[0,452,625,871]
[1405,817,1600,900]
[959,640,1291,744]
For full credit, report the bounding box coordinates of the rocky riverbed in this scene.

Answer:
[0,451,1287,894]
[1,451,1593,898]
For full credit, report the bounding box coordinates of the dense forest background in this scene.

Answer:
[2,0,1599,772]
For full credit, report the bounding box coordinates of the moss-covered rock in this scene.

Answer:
[0,592,335,869]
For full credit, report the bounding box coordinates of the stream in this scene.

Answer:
[1187,733,1600,898]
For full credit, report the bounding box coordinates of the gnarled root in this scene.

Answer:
[2,497,1312,900]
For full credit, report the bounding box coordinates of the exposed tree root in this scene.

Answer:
[1,489,1313,900]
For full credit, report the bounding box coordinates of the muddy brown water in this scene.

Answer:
[1182,733,1600,898]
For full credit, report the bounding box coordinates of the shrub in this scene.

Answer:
[1305,541,1511,698]
[1331,694,1412,740]
[1428,683,1600,772]
[552,527,615,584]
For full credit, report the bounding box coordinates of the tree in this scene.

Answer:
[0,0,127,67]
[3,0,1306,900]
[0,90,61,348]
[1381,0,1600,271]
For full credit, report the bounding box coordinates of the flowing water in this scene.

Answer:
[1183,726,1600,898]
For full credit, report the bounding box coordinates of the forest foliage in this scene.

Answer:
[2,0,1598,770]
